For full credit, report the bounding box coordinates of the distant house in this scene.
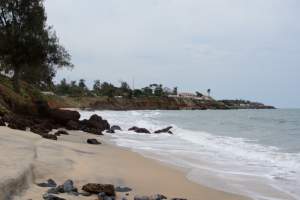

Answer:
[179,92,197,98]
[168,92,213,101]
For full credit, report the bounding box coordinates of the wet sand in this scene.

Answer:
[0,127,250,200]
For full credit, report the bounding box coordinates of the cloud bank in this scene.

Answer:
[45,0,300,108]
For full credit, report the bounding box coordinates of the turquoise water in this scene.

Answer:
[80,109,300,200]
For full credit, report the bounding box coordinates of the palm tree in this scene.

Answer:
[207,89,211,97]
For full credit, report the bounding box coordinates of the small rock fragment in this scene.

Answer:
[87,138,101,145]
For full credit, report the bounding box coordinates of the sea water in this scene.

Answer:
[80,109,300,200]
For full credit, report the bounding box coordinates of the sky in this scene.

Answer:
[45,0,300,108]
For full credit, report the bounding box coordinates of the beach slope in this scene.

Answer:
[0,127,249,200]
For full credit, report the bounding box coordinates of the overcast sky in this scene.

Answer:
[45,0,300,108]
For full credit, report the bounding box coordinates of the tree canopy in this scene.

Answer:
[0,0,73,91]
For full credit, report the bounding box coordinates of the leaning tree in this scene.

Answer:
[0,0,73,91]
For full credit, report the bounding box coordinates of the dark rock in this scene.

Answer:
[154,126,173,134]
[82,127,103,135]
[7,116,29,131]
[128,126,150,134]
[42,134,58,141]
[35,100,51,117]
[98,192,115,200]
[37,179,57,188]
[0,118,5,126]
[54,130,69,136]
[30,124,51,135]
[49,109,80,125]
[66,120,80,130]
[81,114,110,132]
[134,195,168,200]
[82,183,115,196]
[111,125,122,131]
[87,139,101,145]
[106,129,115,134]
[80,191,92,196]
[43,194,66,200]
[134,196,150,200]
[63,179,76,193]
[47,187,60,194]
[115,186,132,192]
[151,194,167,200]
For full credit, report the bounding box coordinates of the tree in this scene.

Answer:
[93,80,101,95]
[133,89,143,97]
[78,79,86,90]
[196,91,203,97]
[0,0,73,92]
[101,82,115,97]
[154,84,163,96]
[207,89,211,96]
[172,87,178,95]
[120,81,130,93]
[142,87,153,96]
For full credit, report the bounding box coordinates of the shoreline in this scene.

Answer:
[0,127,250,200]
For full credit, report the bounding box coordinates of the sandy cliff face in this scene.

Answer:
[49,95,274,111]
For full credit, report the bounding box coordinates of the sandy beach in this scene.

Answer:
[0,126,250,200]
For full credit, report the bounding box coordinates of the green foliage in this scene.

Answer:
[93,80,101,95]
[0,0,73,92]
[54,79,174,98]
[173,87,178,95]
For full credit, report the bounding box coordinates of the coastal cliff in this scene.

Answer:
[49,96,275,110]
[0,75,274,115]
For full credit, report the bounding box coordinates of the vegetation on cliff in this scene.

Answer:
[0,0,72,92]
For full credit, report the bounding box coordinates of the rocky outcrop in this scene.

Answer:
[49,109,80,125]
[218,100,275,109]
[80,96,275,110]
[128,126,150,134]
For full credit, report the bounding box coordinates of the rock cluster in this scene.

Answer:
[128,126,173,135]
[37,179,188,200]
[0,101,111,140]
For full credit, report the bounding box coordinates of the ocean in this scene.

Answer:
[80,109,300,200]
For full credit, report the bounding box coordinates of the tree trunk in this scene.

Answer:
[13,68,20,93]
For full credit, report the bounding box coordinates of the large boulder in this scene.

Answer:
[83,114,110,131]
[82,183,115,196]
[66,120,80,130]
[30,124,51,135]
[49,109,80,125]
[35,100,51,117]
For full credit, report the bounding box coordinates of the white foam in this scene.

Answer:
[79,110,300,200]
